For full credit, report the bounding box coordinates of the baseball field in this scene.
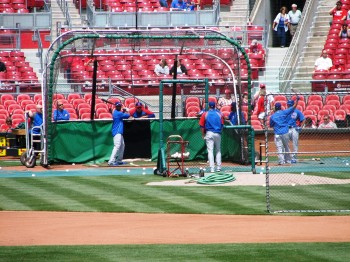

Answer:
[0,159,350,261]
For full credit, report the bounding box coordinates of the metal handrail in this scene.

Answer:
[278,0,316,92]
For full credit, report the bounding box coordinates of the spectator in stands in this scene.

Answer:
[171,0,195,11]
[170,59,188,76]
[154,59,169,76]
[0,59,6,72]
[159,0,168,8]
[53,100,70,121]
[286,100,305,163]
[199,101,225,173]
[0,117,15,133]
[314,50,333,71]
[249,39,265,57]
[318,115,338,129]
[254,84,274,127]
[217,89,235,109]
[242,92,249,106]
[273,6,290,48]
[339,24,350,38]
[288,4,302,39]
[329,1,346,24]
[269,98,300,165]
[227,102,246,125]
[108,102,131,166]
[303,117,317,129]
[129,102,155,118]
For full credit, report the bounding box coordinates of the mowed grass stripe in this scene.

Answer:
[0,182,62,211]
[0,194,32,210]
[150,186,267,214]
[290,185,350,210]
[1,177,99,211]
[41,176,136,212]
[78,176,198,213]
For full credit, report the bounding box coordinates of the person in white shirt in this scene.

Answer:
[288,4,302,38]
[314,50,333,71]
[217,89,235,109]
[154,59,169,76]
[318,115,337,129]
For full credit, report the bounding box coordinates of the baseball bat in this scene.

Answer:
[101,98,115,105]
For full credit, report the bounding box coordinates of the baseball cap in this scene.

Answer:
[252,39,258,45]
[115,102,122,107]
[135,102,143,108]
[292,4,297,7]
[275,102,281,110]
[224,89,231,94]
[208,101,216,108]
[259,83,266,89]
[36,104,43,109]
[287,100,294,106]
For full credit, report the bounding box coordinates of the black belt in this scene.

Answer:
[291,23,298,25]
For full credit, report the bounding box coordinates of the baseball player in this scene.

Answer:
[108,102,131,166]
[269,98,299,165]
[199,101,225,172]
[227,102,246,125]
[286,100,305,163]
[129,102,155,118]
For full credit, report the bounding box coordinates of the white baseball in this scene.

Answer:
[291,183,296,186]
[142,172,146,175]
[32,174,35,177]
[66,169,69,172]
[72,163,75,166]
[301,172,304,175]
[143,167,146,170]
[346,163,349,166]
[127,169,130,172]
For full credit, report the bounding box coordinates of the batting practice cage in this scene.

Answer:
[42,29,256,172]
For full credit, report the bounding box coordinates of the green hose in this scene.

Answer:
[197,172,236,185]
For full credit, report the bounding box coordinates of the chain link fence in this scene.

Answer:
[262,92,350,213]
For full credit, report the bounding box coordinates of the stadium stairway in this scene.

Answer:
[219,0,249,26]
[258,47,288,93]
[291,0,336,92]
[51,0,82,41]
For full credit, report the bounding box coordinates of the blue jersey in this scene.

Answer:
[32,112,43,134]
[287,109,305,128]
[111,110,130,136]
[171,0,187,9]
[53,109,70,121]
[200,109,223,134]
[269,107,295,135]
[228,111,246,125]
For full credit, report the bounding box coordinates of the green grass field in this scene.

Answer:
[0,242,349,262]
[1,161,350,261]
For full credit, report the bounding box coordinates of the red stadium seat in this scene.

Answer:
[317,109,331,121]
[308,94,323,103]
[124,97,139,108]
[20,99,35,109]
[339,104,350,114]
[67,93,82,103]
[326,100,341,109]
[186,105,200,117]
[334,109,346,121]
[77,103,90,111]
[0,109,9,117]
[303,109,316,116]
[78,108,91,117]
[98,112,113,119]
[72,98,86,108]
[185,101,200,110]
[305,105,320,114]
[342,94,350,104]
[185,96,201,105]
[80,112,91,120]
[322,104,337,114]
[7,104,21,114]
[16,94,31,104]
[3,100,17,109]
[0,94,15,104]
[325,94,340,103]
[96,107,109,117]
[308,100,323,109]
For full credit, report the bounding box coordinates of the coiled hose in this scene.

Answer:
[197,172,236,185]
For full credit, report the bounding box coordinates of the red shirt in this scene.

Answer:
[331,8,346,20]
[256,96,265,114]
[249,43,264,54]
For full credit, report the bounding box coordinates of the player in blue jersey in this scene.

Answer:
[108,102,131,166]
[269,97,299,165]
[199,101,225,172]
[286,100,305,163]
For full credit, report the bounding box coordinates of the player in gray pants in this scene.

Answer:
[286,100,305,163]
